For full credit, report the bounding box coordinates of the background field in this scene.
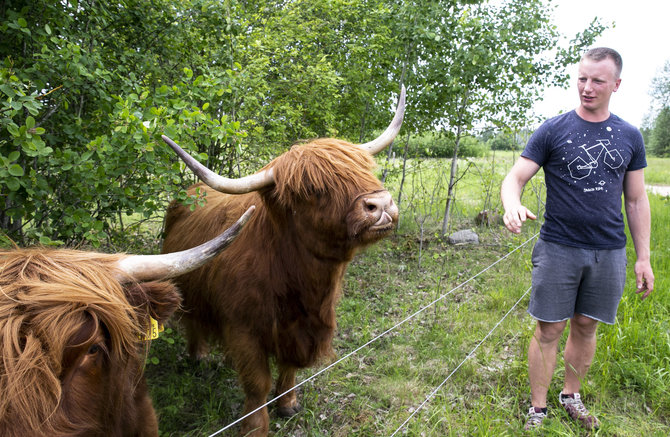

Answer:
[145,153,670,436]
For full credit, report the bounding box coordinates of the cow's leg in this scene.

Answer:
[275,363,302,417]
[183,316,209,359]
[231,335,272,436]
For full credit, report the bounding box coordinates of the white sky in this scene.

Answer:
[533,0,670,129]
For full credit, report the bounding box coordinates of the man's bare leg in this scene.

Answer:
[528,320,567,407]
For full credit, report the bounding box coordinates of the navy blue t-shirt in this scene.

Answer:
[522,110,647,249]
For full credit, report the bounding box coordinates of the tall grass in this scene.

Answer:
[145,155,670,436]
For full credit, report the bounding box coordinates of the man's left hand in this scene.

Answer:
[634,260,654,300]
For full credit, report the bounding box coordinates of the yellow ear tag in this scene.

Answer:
[142,317,164,341]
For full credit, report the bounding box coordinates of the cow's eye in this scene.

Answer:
[87,344,102,355]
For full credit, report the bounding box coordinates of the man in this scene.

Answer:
[500,47,654,430]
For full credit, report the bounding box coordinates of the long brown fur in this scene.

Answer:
[0,248,180,436]
[163,138,397,435]
[271,139,379,210]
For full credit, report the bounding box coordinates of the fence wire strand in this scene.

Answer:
[208,233,538,437]
[389,285,533,437]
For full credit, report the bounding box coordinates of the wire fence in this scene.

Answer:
[389,285,532,436]
[208,232,539,437]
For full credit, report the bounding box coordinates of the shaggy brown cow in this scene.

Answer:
[0,208,252,437]
[161,87,405,436]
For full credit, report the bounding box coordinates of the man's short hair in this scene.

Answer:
[583,47,623,78]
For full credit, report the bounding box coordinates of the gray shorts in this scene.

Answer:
[529,238,627,325]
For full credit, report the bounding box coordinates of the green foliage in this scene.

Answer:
[146,327,176,366]
[410,131,488,158]
[647,60,670,157]
[649,60,670,111]
[0,0,405,246]
[1,1,211,245]
[650,106,670,157]
[488,132,521,151]
[0,0,606,246]
[394,0,605,136]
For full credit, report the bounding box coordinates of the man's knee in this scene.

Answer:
[534,320,567,344]
[570,314,599,337]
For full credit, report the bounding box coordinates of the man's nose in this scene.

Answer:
[583,79,593,92]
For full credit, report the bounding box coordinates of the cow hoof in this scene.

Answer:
[276,404,302,417]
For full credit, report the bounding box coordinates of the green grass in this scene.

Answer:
[645,157,670,185]
[144,155,670,436]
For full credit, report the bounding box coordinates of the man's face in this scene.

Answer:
[576,57,621,116]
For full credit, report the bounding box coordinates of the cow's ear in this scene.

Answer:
[124,281,181,324]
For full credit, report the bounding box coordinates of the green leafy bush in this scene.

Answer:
[409,131,488,158]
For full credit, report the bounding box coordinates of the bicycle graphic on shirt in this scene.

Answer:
[567,139,624,180]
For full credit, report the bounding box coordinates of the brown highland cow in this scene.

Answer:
[0,209,252,436]
[161,87,405,435]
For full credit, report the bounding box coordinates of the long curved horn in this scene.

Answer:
[116,206,255,282]
[162,135,274,194]
[358,85,406,155]
[358,85,405,155]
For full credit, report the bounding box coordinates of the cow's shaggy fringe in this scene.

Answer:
[272,139,380,212]
[0,249,145,435]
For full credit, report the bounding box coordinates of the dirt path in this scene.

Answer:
[646,185,670,196]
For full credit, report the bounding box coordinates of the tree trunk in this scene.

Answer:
[441,89,470,236]
[441,130,461,236]
[396,130,411,208]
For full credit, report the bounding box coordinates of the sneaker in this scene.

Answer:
[524,406,547,430]
[559,393,600,430]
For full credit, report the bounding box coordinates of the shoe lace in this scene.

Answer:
[564,396,590,416]
[572,401,589,416]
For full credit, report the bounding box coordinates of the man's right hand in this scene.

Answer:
[503,205,537,234]
[500,156,541,234]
